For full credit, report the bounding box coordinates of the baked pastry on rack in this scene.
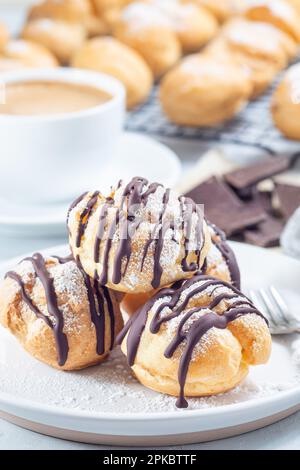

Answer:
[71,37,153,109]
[186,0,245,23]
[22,19,86,64]
[118,274,271,407]
[0,254,123,371]
[243,0,300,43]
[149,0,219,53]
[68,177,211,293]
[1,39,58,68]
[271,63,300,140]
[160,54,252,127]
[205,18,297,98]
[112,2,181,78]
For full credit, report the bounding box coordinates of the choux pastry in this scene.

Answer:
[203,223,240,289]
[0,22,9,50]
[22,19,86,64]
[118,274,271,407]
[0,254,123,371]
[68,177,211,294]
[122,222,241,316]
[0,58,27,73]
[160,54,252,127]
[205,18,297,98]
[1,39,58,68]
[244,0,300,43]
[112,2,181,78]
[271,63,300,140]
[150,0,219,53]
[71,37,153,109]
[186,0,244,23]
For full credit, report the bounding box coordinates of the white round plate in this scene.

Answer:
[0,243,300,446]
[0,132,181,237]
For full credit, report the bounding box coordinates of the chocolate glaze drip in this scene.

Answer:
[207,223,241,290]
[73,177,205,289]
[117,274,267,408]
[6,253,116,365]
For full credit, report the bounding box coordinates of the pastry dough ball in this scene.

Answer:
[271,63,300,140]
[244,0,300,43]
[205,18,297,98]
[1,39,58,68]
[113,2,181,78]
[22,19,86,64]
[71,37,153,109]
[68,178,211,294]
[0,254,123,371]
[119,275,271,405]
[160,54,252,127]
[0,22,9,50]
[150,0,219,53]
[122,223,241,316]
[205,38,276,99]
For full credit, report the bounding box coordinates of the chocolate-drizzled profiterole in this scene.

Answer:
[0,253,123,370]
[118,275,271,408]
[68,177,211,294]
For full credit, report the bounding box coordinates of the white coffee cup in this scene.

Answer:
[0,68,126,204]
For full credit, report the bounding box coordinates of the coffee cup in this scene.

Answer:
[0,68,126,204]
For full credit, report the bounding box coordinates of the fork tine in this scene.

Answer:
[259,288,287,327]
[269,286,290,324]
[249,289,275,327]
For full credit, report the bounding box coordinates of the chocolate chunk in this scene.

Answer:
[224,156,291,191]
[185,177,266,236]
[274,183,300,220]
[244,216,284,248]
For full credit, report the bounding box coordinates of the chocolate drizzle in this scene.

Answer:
[71,177,205,289]
[6,253,116,366]
[117,275,267,408]
[207,223,241,289]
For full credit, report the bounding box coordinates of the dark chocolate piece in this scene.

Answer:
[224,156,291,191]
[274,183,300,221]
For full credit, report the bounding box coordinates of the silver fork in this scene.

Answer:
[248,286,300,335]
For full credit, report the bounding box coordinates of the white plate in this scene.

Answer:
[0,132,181,237]
[0,242,300,446]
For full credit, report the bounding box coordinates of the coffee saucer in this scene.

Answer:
[0,132,181,236]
